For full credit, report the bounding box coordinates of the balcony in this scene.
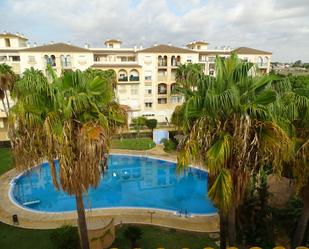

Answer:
[129,76,140,81]
[256,63,268,68]
[118,76,128,82]
[171,61,181,67]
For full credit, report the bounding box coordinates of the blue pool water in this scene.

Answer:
[11,155,216,215]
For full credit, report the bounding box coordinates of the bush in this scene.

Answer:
[162,138,176,152]
[145,119,157,132]
[123,225,142,248]
[50,225,80,249]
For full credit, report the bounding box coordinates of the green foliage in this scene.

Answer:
[0,148,12,175]
[145,118,157,131]
[111,138,155,150]
[273,196,309,245]
[123,225,142,248]
[111,225,218,249]
[131,116,147,136]
[50,225,80,249]
[161,138,176,152]
[238,168,274,248]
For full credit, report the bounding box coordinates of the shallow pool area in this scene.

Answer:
[10,155,216,215]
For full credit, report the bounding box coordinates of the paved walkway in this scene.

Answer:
[0,146,219,232]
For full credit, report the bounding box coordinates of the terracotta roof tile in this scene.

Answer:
[140,44,197,54]
[20,43,90,53]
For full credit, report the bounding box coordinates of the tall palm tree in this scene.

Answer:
[9,68,127,249]
[174,54,291,248]
[270,77,309,247]
[0,64,16,116]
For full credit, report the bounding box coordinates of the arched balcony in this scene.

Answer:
[44,55,56,67]
[129,69,140,81]
[171,55,181,67]
[118,69,128,82]
[256,57,263,67]
[158,55,167,67]
[60,55,72,68]
[158,83,167,94]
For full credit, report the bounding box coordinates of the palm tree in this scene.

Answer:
[9,68,127,249]
[174,54,291,248]
[0,64,16,116]
[270,77,309,247]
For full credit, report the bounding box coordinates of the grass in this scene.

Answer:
[0,222,53,249]
[111,138,155,150]
[0,147,12,175]
[111,224,218,249]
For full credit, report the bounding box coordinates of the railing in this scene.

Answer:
[118,77,128,82]
[171,62,181,67]
[158,62,167,67]
[256,63,268,68]
[129,76,140,81]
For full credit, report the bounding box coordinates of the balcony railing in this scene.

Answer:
[158,62,167,67]
[171,62,181,67]
[256,63,268,68]
[129,76,140,81]
[118,77,128,82]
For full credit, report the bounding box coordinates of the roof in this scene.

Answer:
[0,33,28,40]
[104,39,122,45]
[91,49,137,54]
[232,47,272,55]
[140,44,197,54]
[20,43,91,53]
[199,51,231,56]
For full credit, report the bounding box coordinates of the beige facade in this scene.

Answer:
[0,33,273,139]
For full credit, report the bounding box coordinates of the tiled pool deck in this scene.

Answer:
[0,146,219,232]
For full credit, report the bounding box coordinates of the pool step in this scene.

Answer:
[22,200,41,206]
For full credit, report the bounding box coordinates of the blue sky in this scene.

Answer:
[1,0,309,62]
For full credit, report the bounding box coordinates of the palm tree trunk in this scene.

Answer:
[228,202,237,246]
[1,99,8,116]
[75,190,90,249]
[220,211,227,249]
[4,90,10,112]
[292,182,309,248]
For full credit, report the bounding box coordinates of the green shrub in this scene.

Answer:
[162,139,176,152]
[123,225,142,248]
[50,225,80,249]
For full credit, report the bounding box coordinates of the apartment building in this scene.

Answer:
[0,32,272,140]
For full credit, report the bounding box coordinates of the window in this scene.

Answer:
[108,44,113,48]
[5,38,10,47]
[28,56,36,63]
[11,56,20,62]
[186,56,192,63]
[0,56,7,62]
[208,57,215,62]
[209,70,215,76]
[171,96,182,103]
[158,83,167,94]
[145,102,152,108]
[243,57,248,62]
[118,85,127,94]
[142,114,155,117]
[158,98,167,104]
[131,85,139,95]
[145,88,152,94]
[171,83,177,93]
[144,70,152,81]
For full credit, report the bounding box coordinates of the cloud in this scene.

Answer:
[1,0,309,62]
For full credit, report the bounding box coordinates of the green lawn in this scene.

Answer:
[111,224,218,249]
[111,138,155,150]
[0,148,12,175]
[0,222,53,249]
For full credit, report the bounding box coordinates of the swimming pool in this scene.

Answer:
[10,155,216,215]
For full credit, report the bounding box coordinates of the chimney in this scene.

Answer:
[154,43,158,47]
[139,45,143,49]
[50,41,54,45]
[67,41,71,45]
[84,43,90,48]
[134,45,137,52]
[168,43,172,46]
[33,42,37,47]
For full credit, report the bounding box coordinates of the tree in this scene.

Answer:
[0,64,16,116]
[131,116,146,137]
[270,76,309,247]
[123,226,142,248]
[145,118,157,138]
[9,68,127,249]
[174,54,290,248]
